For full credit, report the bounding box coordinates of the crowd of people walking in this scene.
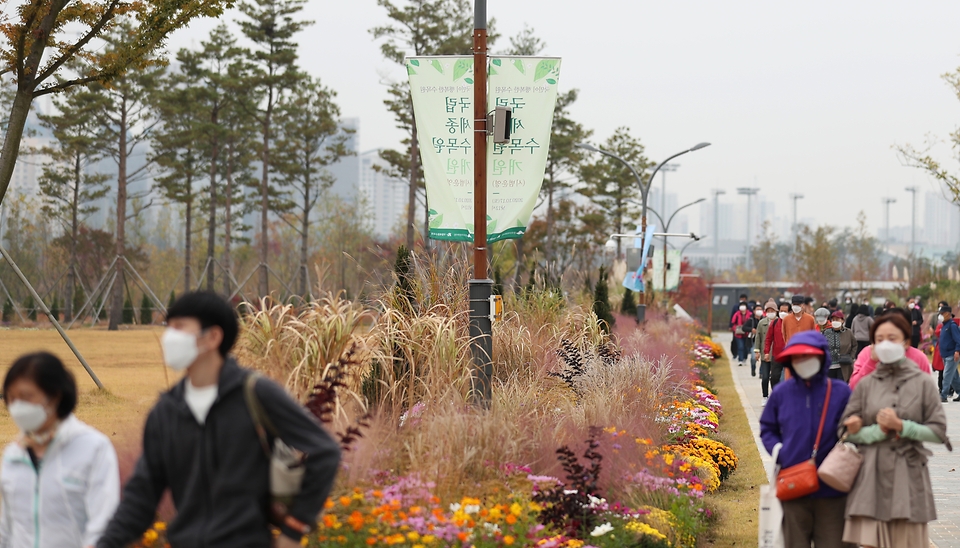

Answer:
[736,293,958,548]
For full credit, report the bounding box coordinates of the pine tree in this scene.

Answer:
[593,266,614,333]
[3,298,13,323]
[168,290,177,309]
[73,284,86,322]
[273,77,353,297]
[621,288,636,316]
[37,87,111,322]
[90,23,166,331]
[140,293,153,325]
[579,128,653,258]
[393,244,414,311]
[237,0,312,297]
[25,295,37,322]
[123,295,135,325]
[49,296,60,322]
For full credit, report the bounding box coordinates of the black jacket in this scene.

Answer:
[97,358,341,548]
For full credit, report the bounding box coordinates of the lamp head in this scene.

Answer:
[604,238,617,251]
[689,142,711,151]
[576,142,599,153]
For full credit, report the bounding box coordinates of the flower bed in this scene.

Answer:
[131,318,736,548]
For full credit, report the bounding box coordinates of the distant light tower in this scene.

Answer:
[712,189,726,270]
[658,164,679,223]
[883,197,897,248]
[737,187,760,269]
[790,193,804,251]
[905,186,918,256]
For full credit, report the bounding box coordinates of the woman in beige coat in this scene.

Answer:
[840,313,951,548]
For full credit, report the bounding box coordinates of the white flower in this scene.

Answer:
[449,503,462,513]
[563,489,578,495]
[587,495,606,508]
[590,522,615,537]
[482,522,501,534]
[464,504,481,515]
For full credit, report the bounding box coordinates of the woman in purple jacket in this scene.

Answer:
[760,330,853,548]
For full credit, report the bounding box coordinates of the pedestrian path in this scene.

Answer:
[716,332,960,548]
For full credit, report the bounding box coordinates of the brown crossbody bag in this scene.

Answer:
[776,380,831,501]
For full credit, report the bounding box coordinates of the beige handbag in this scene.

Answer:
[817,435,863,492]
[244,373,306,523]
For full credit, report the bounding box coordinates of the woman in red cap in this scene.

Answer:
[760,330,852,548]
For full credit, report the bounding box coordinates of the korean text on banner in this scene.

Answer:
[406,56,476,242]
[651,250,683,291]
[407,56,562,242]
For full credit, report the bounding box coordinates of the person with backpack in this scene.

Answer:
[97,292,341,548]
[742,303,764,376]
[932,303,960,394]
[754,299,779,400]
[764,301,792,395]
[731,300,752,367]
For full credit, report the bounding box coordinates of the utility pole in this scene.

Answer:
[790,193,804,252]
[713,189,725,271]
[659,164,679,223]
[469,0,492,405]
[883,197,896,249]
[738,187,760,269]
[905,186,918,257]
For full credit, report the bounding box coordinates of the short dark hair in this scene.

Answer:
[779,301,791,311]
[828,299,838,308]
[739,294,748,300]
[943,306,954,315]
[166,291,239,356]
[869,312,911,343]
[804,297,815,305]
[858,304,870,316]
[3,352,77,418]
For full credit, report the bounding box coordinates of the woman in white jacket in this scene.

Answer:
[1,352,119,548]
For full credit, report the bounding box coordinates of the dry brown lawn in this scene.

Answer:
[0,327,173,449]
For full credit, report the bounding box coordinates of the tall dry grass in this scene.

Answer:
[235,255,699,499]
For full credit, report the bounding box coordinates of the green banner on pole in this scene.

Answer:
[407,56,561,242]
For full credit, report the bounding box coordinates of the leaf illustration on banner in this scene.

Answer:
[513,59,525,74]
[489,68,497,76]
[409,59,420,66]
[466,223,475,232]
[429,209,438,215]
[534,59,558,81]
[407,65,417,75]
[546,78,557,84]
[464,78,474,84]
[429,214,444,228]
[487,219,498,232]
[453,58,472,81]
[516,220,526,227]
[492,58,502,67]
[431,59,443,73]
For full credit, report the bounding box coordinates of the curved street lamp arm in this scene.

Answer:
[644,206,665,229]
[665,198,707,232]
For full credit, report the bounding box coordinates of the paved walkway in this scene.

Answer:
[716,332,960,548]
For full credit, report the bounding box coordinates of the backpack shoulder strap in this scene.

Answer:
[244,372,279,458]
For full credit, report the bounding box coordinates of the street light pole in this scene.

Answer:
[790,193,804,252]
[905,186,918,257]
[659,164,678,224]
[650,198,705,296]
[883,197,896,249]
[469,0,492,405]
[576,142,710,311]
[712,189,725,271]
[738,188,760,270]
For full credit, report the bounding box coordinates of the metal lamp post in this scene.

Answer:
[905,186,918,257]
[576,141,710,310]
[648,198,706,297]
[712,189,725,271]
[737,187,760,269]
[883,197,897,250]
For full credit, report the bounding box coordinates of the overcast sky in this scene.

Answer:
[170,1,960,235]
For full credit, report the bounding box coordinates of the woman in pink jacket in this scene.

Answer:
[849,309,932,389]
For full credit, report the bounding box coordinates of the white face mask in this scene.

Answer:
[816,318,827,326]
[778,312,788,320]
[939,314,945,323]
[755,310,763,317]
[739,305,747,312]
[161,328,201,371]
[9,400,49,434]
[874,340,906,364]
[831,321,843,329]
[792,305,802,314]
[766,312,777,320]
[908,303,915,309]
[792,356,821,379]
